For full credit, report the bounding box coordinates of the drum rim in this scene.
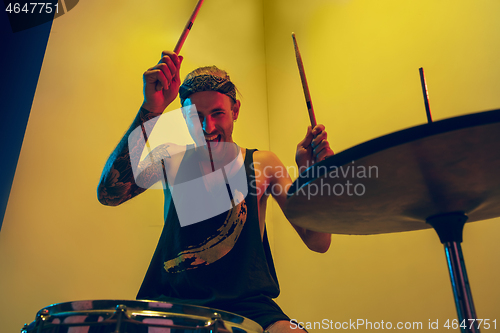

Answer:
[288,108,500,196]
[26,299,263,332]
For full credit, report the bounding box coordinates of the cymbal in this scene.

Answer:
[286,109,500,235]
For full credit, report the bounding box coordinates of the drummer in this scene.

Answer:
[97,51,333,332]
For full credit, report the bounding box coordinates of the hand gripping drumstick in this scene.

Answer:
[292,33,317,127]
[156,0,205,91]
[146,0,206,188]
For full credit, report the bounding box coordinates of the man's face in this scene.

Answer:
[183,90,240,147]
[183,91,241,165]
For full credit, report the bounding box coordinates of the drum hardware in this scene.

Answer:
[419,71,476,333]
[426,212,478,333]
[286,109,500,333]
[113,304,127,333]
[209,312,223,332]
[21,299,263,333]
[419,67,433,123]
[25,308,50,333]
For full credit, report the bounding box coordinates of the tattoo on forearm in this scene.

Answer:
[98,108,166,205]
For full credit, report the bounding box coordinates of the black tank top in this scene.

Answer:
[136,148,280,308]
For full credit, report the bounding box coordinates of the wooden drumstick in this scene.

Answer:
[156,0,205,91]
[174,0,205,54]
[292,32,317,127]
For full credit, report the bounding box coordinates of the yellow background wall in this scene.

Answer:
[0,0,270,330]
[1,0,500,332]
[263,0,500,330]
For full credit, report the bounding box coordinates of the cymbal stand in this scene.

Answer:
[426,212,480,333]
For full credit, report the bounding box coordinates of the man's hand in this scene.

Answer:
[296,124,334,171]
[142,51,183,114]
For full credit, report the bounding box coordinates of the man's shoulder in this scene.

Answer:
[252,150,283,167]
[253,149,276,158]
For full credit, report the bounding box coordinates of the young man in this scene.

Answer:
[97,51,333,332]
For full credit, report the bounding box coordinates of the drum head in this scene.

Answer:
[22,299,263,333]
[286,109,500,235]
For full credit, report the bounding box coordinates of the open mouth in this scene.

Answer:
[205,134,221,145]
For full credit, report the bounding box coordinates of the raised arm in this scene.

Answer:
[259,149,330,254]
[257,124,333,253]
[97,51,183,206]
[289,124,335,252]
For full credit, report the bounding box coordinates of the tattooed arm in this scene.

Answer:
[97,108,162,205]
[97,51,183,206]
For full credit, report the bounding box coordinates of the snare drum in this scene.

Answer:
[22,299,263,333]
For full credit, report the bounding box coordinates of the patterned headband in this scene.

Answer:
[179,74,236,105]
